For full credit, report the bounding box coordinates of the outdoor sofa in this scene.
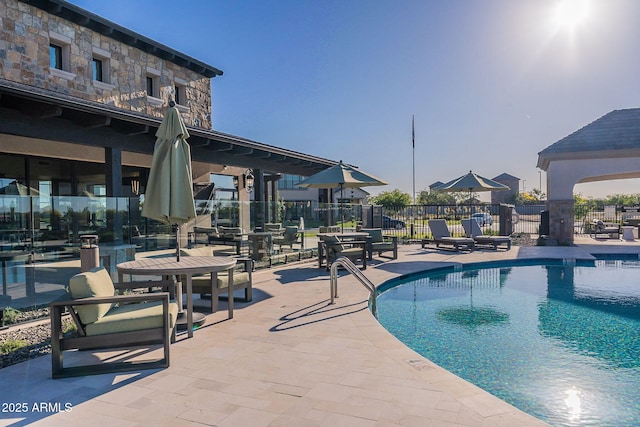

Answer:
[590,220,620,239]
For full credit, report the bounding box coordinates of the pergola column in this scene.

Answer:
[546,199,574,245]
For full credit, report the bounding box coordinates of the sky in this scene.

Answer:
[68,0,640,199]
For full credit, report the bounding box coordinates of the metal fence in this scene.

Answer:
[374,203,640,239]
[365,204,547,239]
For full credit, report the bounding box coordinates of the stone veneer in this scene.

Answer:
[0,0,212,129]
[547,199,574,245]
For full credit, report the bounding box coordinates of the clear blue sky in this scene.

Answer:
[69,0,640,199]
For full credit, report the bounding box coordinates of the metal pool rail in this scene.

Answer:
[329,257,377,316]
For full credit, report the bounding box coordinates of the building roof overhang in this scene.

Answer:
[537,108,640,171]
[0,79,337,176]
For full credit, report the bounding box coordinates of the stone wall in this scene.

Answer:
[547,199,574,245]
[0,0,212,129]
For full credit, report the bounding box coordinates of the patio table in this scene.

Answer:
[117,256,236,338]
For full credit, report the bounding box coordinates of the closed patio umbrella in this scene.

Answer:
[297,161,387,232]
[141,101,196,261]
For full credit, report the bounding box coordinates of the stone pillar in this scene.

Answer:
[547,199,574,245]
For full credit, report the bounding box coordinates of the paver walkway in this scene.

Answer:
[2,237,638,426]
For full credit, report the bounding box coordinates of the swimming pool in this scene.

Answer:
[375,258,640,427]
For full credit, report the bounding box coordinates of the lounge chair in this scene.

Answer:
[461,219,511,250]
[179,247,253,312]
[50,267,179,378]
[423,219,475,251]
[360,228,398,260]
[590,220,620,239]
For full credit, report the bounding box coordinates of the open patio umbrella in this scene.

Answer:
[297,161,387,232]
[434,170,509,220]
[141,101,196,261]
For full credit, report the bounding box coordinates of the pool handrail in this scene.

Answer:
[329,257,377,317]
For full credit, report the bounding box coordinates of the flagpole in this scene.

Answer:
[412,115,415,204]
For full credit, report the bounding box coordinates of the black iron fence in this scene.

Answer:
[364,204,547,239]
[372,203,640,239]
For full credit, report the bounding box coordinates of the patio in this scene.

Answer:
[1,238,639,426]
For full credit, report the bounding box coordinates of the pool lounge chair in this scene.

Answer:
[424,219,475,251]
[590,220,620,239]
[461,219,511,250]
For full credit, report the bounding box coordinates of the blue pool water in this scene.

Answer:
[375,259,640,427]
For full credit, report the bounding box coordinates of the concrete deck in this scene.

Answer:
[1,236,639,426]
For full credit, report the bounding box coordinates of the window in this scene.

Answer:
[146,67,162,104]
[174,78,188,106]
[146,76,154,97]
[278,174,308,190]
[174,85,181,105]
[91,47,113,89]
[49,44,62,70]
[48,32,75,80]
[92,58,103,82]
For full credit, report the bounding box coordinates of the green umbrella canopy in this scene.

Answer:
[297,160,387,233]
[141,104,196,225]
[297,161,388,189]
[434,170,510,193]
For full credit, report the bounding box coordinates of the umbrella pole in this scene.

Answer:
[340,183,344,233]
[176,224,180,262]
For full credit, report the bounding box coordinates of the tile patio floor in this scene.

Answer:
[1,235,639,426]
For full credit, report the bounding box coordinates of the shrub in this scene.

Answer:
[0,339,28,355]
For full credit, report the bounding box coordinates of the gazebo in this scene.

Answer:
[537,108,640,244]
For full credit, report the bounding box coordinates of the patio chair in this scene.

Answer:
[264,223,285,234]
[50,267,179,378]
[179,247,253,312]
[590,220,620,239]
[461,219,511,250]
[424,219,475,251]
[360,228,398,260]
[321,234,367,270]
[273,226,302,252]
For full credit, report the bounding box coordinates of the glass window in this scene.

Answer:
[49,44,62,70]
[174,85,181,104]
[146,77,154,97]
[92,58,103,81]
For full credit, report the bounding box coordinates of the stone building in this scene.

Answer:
[0,0,335,220]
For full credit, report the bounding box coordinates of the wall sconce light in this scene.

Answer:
[243,169,255,193]
[131,178,140,196]
[232,175,239,189]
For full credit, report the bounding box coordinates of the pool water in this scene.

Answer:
[375,259,640,427]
